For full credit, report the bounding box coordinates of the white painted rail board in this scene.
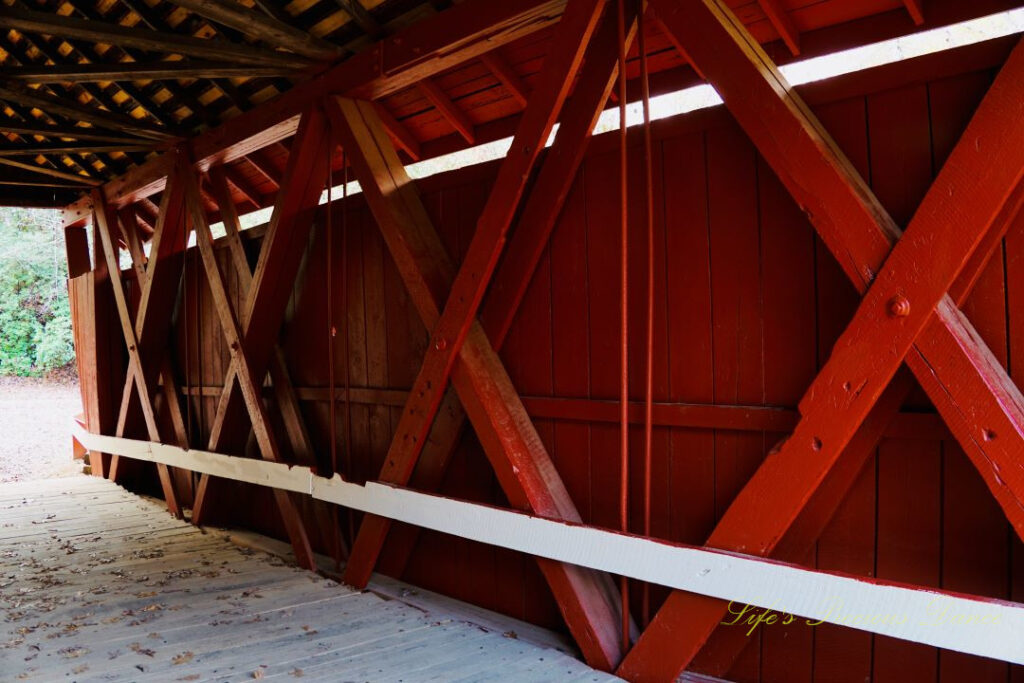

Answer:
[73,424,1024,665]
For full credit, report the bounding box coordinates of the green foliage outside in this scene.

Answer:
[0,208,76,376]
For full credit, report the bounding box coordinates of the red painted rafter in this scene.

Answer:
[328,94,627,671]
[617,1,1024,678]
[343,1,641,590]
[244,150,281,189]
[62,0,570,219]
[373,102,422,161]
[416,78,476,144]
[755,0,800,55]
[480,51,531,109]
[903,0,925,25]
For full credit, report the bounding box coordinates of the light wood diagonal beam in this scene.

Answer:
[330,94,626,672]
[345,0,641,592]
[190,108,332,524]
[206,166,326,476]
[207,165,346,560]
[617,1,1024,679]
[184,162,317,571]
[110,154,193,484]
[0,143,154,156]
[341,0,607,595]
[3,60,297,83]
[91,192,181,518]
[0,157,101,185]
[0,83,172,141]
[0,5,310,69]
[160,0,343,62]
[683,179,1024,679]
[0,122,150,144]
[115,204,192,485]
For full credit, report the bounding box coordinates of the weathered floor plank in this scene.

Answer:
[0,476,618,682]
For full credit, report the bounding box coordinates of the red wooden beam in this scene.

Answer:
[329,95,626,671]
[755,0,800,55]
[417,79,476,144]
[677,180,1024,679]
[480,51,531,108]
[61,0,570,221]
[185,163,317,571]
[347,0,606,572]
[192,107,333,524]
[903,0,925,25]
[91,191,181,518]
[618,1,1024,678]
[373,102,422,161]
[342,1,640,591]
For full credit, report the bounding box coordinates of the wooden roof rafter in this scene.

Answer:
[0,23,156,174]
[45,0,1024,219]
[0,4,312,68]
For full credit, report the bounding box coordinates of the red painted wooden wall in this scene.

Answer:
[118,44,1024,681]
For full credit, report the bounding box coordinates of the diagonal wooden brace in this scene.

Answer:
[91,191,181,518]
[113,205,191,479]
[191,107,333,525]
[329,95,627,671]
[356,0,606,514]
[183,162,317,571]
[673,183,1024,680]
[344,1,641,589]
[207,165,346,562]
[618,2,1024,678]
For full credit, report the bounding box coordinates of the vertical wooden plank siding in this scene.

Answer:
[75,55,1024,681]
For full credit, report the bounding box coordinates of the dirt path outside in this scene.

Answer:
[0,376,83,482]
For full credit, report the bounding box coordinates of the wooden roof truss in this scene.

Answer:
[60,0,1024,677]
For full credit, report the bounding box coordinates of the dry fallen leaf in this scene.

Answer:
[252,668,265,679]
[172,651,194,666]
[290,668,304,678]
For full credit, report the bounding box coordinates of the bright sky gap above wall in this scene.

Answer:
[214,7,1024,235]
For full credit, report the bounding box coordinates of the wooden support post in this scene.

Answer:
[329,96,626,671]
[618,2,1024,679]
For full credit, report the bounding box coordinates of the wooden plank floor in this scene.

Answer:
[0,476,620,682]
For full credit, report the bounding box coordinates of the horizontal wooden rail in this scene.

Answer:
[172,383,949,440]
[72,422,1024,665]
